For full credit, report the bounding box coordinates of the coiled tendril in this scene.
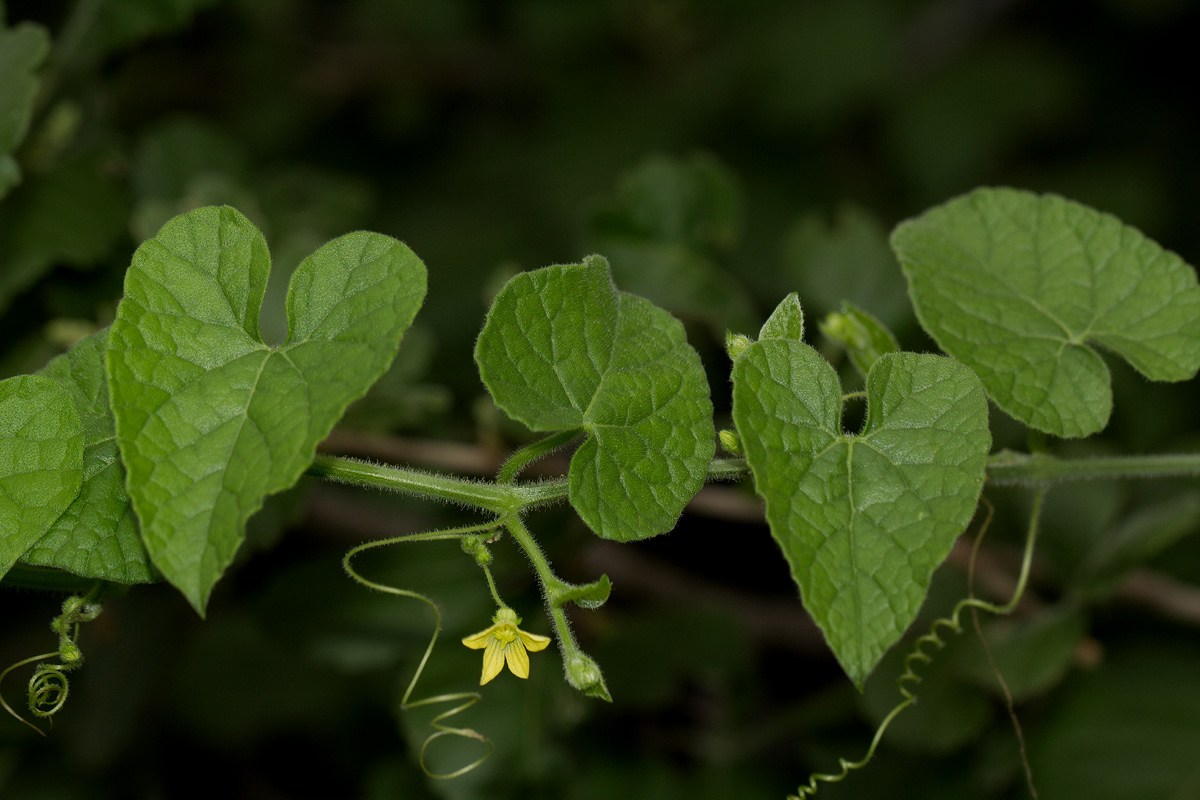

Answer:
[343,518,506,779]
[790,489,1045,798]
[1,585,103,736]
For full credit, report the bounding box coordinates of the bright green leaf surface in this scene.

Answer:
[20,329,155,584]
[0,17,49,200]
[892,187,1200,438]
[732,344,989,687]
[107,206,427,613]
[758,292,804,341]
[475,255,715,542]
[0,374,84,580]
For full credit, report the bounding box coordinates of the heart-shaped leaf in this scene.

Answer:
[0,375,84,580]
[892,187,1200,438]
[475,255,715,542]
[20,328,155,584]
[107,206,427,613]
[732,342,989,687]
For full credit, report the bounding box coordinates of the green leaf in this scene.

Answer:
[588,153,756,336]
[1030,641,1200,800]
[892,187,1200,438]
[731,344,989,687]
[759,292,804,341]
[475,254,715,542]
[957,604,1086,701]
[0,374,84,580]
[0,17,49,199]
[77,0,219,62]
[107,206,427,613]
[20,329,155,584]
[819,300,900,377]
[780,204,913,330]
[1075,492,1200,599]
[0,152,131,312]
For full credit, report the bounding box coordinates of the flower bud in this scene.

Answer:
[565,652,612,702]
[725,331,753,361]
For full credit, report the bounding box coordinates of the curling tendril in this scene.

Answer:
[1,583,103,736]
[343,518,504,779]
[790,488,1045,798]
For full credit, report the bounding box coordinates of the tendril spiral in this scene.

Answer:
[2,584,105,736]
[790,490,1044,799]
[28,664,70,718]
[343,518,505,779]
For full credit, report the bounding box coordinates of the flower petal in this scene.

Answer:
[518,630,551,652]
[504,641,530,679]
[462,626,496,650]
[480,639,506,684]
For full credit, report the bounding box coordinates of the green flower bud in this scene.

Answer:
[565,652,612,702]
[725,331,753,361]
[718,429,743,456]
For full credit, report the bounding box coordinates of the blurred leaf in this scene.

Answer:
[131,118,247,201]
[341,325,452,432]
[1076,492,1200,598]
[21,328,154,583]
[171,615,352,749]
[861,631,992,754]
[594,607,749,709]
[0,152,129,312]
[256,534,493,673]
[780,204,912,330]
[1030,641,1200,800]
[956,605,1086,701]
[130,118,258,240]
[893,187,1200,438]
[475,255,715,542]
[732,344,990,687]
[593,239,756,337]
[0,16,49,199]
[592,153,742,250]
[77,0,220,61]
[819,301,900,377]
[590,153,755,335]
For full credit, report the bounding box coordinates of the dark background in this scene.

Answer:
[3,1,1200,798]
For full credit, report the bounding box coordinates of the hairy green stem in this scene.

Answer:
[312,449,1200,515]
[986,450,1200,485]
[497,429,582,484]
[309,453,525,513]
[309,453,749,513]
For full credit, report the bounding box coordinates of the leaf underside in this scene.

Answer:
[21,329,155,584]
[892,187,1200,438]
[107,206,427,613]
[0,375,84,581]
[732,343,990,688]
[475,254,715,542]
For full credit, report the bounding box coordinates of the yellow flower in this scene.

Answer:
[461,608,551,685]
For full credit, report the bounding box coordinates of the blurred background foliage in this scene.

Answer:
[3,0,1200,798]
